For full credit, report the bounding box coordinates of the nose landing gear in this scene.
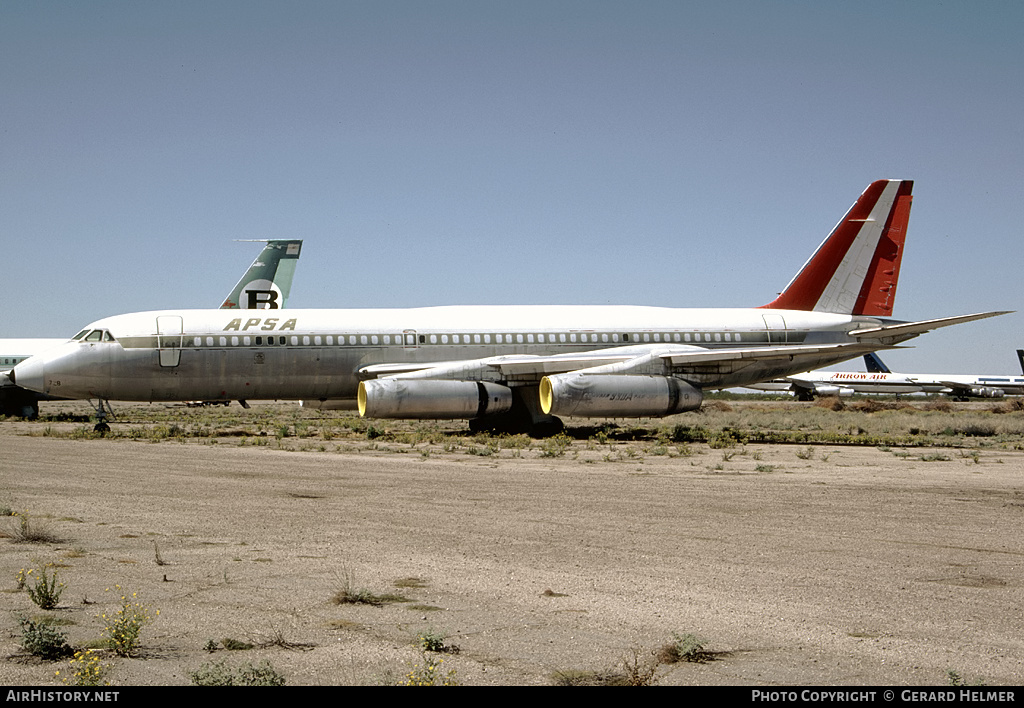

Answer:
[88,399,115,434]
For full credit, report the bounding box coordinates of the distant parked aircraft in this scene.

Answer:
[747,351,1024,400]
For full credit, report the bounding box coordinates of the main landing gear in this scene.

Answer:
[468,385,565,437]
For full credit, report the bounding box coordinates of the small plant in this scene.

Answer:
[947,669,986,686]
[418,629,446,653]
[220,637,255,651]
[19,617,73,660]
[417,628,459,654]
[100,585,158,657]
[959,449,981,464]
[619,647,659,686]
[21,564,65,610]
[332,573,408,606]
[190,659,286,686]
[57,650,110,686]
[398,655,458,686]
[795,446,815,460]
[10,512,62,544]
[539,433,573,458]
[657,632,712,664]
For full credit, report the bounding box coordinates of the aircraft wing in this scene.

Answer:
[364,341,894,389]
[360,350,639,381]
[849,311,1011,341]
[937,380,1024,397]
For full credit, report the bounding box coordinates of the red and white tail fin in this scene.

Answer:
[761,179,913,316]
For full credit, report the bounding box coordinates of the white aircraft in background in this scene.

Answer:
[747,351,1024,400]
[0,239,302,418]
[9,180,1009,435]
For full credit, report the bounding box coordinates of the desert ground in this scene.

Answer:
[0,400,1022,686]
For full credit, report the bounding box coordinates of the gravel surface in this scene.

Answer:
[1,410,1021,686]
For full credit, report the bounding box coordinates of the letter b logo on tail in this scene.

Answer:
[246,289,280,309]
[239,279,283,309]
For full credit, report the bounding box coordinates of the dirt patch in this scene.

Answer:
[1,403,1021,685]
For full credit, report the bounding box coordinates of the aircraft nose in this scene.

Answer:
[11,356,46,395]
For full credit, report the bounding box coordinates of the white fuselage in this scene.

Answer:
[13,305,888,404]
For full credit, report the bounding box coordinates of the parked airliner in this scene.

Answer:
[747,351,1024,400]
[9,180,1009,434]
[0,239,302,418]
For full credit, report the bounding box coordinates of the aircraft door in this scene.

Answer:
[156,316,183,367]
[762,314,788,343]
[403,329,418,350]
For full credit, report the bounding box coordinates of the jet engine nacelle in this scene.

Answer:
[358,379,514,419]
[539,374,703,418]
[965,386,1005,399]
[812,386,854,397]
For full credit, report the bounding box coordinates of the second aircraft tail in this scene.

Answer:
[221,240,303,309]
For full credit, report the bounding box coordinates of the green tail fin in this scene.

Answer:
[221,240,303,309]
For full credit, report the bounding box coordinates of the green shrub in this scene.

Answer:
[657,632,712,664]
[190,659,286,686]
[21,565,65,610]
[19,617,73,660]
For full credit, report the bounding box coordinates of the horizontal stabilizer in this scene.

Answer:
[849,311,1011,341]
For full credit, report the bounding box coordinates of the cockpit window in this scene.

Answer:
[83,329,116,342]
[72,329,90,341]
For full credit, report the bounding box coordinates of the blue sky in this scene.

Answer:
[3,0,1021,373]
